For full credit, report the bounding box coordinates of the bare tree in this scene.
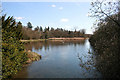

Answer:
[89,0,120,27]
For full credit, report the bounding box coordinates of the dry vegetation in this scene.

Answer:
[24,50,41,64]
[22,26,91,40]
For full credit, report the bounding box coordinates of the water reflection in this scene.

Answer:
[14,39,102,78]
[13,67,28,78]
[24,40,85,51]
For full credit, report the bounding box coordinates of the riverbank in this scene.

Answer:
[12,50,41,78]
[21,37,87,42]
[23,50,42,67]
[21,39,47,42]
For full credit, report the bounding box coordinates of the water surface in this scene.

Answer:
[14,39,102,78]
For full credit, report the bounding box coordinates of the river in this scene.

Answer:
[14,39,102,78]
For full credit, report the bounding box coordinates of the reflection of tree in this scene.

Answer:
[24,40,86,51]
[24,42,43,51]
[77,53,94,70]
[13,67,28,78]
[44,41,48,51]
[77,51,101,77]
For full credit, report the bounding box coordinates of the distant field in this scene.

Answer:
[49,37,86,40]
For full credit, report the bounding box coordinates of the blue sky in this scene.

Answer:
[2,2,95,34]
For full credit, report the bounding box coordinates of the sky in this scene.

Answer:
[2,2,96,34]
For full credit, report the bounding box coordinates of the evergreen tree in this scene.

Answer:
[44,27,48,39]
[44,27,47,32]
[27,22,32,28]
[40,26,43,31]
[47,26,50,31]
[51,27,54,31]
[16,21,23,40]
[34,26,39,31]
[2,15,28,78]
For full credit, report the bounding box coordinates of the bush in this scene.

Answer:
[89,12,120,78]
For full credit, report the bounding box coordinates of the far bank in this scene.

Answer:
[21,37,89,42]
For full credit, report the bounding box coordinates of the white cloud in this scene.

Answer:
[61,18,69,22]
[15,17,25,20]
[51,5,56,7]
[59,7,63,10]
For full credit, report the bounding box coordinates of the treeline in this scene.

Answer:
[22,22,88,40]
[89,10,120,78]
[2,15,28,78]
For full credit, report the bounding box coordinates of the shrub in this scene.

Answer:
[89,12,120,78]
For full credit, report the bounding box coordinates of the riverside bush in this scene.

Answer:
[89,12,120,78]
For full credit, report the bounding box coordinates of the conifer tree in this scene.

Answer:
[27,22,32,28]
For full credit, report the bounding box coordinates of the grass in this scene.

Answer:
[25,50,42,64]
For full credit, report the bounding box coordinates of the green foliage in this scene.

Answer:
[16,21,23,40]
[2,15,28,78]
